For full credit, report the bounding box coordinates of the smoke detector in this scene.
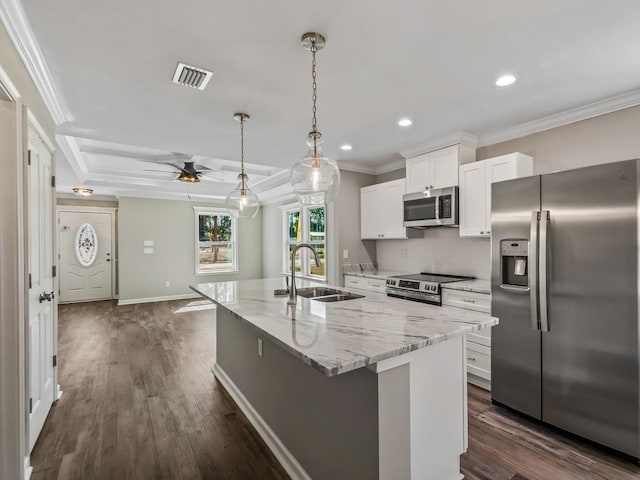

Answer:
[172,62,213,90]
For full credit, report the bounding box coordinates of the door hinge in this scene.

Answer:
[29,398,33,414]
[27,150,31,166]
[29,273,32,289]
[53,355,57,368]
[51,176,56,188]
[52,265,57,278]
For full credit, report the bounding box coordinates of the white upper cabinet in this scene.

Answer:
[361,178,412,240]
[405,144,475,194]
[459,153,533,237]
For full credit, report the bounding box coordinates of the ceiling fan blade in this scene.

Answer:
[143,168,178,173]
[199,175,224,183]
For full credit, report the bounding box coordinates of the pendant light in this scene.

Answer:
[290,32,340,205]
[225,113,260,218]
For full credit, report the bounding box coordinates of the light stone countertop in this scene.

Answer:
[191,277,497,377]
[442,279,491,295]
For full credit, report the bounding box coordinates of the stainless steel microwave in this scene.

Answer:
[403,186,459,228]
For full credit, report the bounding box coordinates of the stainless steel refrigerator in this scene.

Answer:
[491,159,639,459]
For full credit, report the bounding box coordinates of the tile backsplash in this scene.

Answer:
[376,228,490,279]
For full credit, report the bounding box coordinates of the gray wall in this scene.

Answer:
[0,21,55,480]
[217,307,379,479]
[118,197,263,302]
[332,170,377,284]
[477,105,640,174]
[261,202,286,278]
[376,168,405,183]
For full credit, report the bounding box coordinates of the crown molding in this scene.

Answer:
[0,0,70,125]
[337,161,377,175]
[374,158,406,175]
[338,158,406,176]
[477,88,640,147]
[56,135,88,182]
[399,131,479,159]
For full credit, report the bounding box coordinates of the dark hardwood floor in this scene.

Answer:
[31,299,640,480]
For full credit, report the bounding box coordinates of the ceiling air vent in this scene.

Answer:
[172,62,213,90]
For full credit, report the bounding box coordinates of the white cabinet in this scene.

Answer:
[459,152,533,237]
[360,178,410,239]
[442,287,492,390]
[343,274,387,293]
[405,144,475,194]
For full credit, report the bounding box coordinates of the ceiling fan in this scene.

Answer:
[144,160,224,183]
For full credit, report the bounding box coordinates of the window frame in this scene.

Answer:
[193,207,238,275]
[281,203,327,282]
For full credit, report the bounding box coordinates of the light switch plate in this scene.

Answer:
[144,247,153,255]
[144,240,154,247]
[343,249,349,259]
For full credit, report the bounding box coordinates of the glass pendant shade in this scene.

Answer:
[291,132,340,205]
[225,173,260,218]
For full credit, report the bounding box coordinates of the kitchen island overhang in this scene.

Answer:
[191,278,497,480]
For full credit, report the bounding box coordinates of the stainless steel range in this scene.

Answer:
[385,272,473,305]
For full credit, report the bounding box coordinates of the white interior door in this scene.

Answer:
[58,210,114,303]
[27,127,55,452]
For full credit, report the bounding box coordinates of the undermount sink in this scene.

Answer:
[296,287,342,298]
[313,293,365,302]
[295,287,365,302]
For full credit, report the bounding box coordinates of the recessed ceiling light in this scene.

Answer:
[398,118,413,127]
[496,74,517,87]
[340,144,353,151]
[73,187,94,196]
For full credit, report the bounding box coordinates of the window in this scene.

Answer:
[194,208,237,274]
[283,204,326,280]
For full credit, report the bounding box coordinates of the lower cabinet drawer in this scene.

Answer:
[466,342,490,380]
[344,275,365,289]
[442,289,490,313]
[364,278,386,292]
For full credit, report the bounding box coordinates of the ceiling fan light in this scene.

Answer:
[177,171,200,182]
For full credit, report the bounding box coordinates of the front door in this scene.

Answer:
[27,125,56,452]
[58,210,114,303]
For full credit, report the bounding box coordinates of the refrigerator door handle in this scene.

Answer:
[539,210,550,332]
[530,211,540,331]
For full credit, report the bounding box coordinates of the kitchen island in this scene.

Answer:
[191,278,496,480]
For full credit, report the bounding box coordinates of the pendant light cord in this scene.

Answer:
[240,115,246,191]
[311,39,318,158]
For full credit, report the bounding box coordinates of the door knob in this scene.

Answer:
[39,291,54,303]
[106,258,111,262]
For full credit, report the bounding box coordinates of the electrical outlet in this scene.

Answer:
[258,338,263,357]
[343,249,349,259]
[165,281,170,288]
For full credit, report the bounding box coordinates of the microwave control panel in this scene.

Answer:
[440,195,452,219]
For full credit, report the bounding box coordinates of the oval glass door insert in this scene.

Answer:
[75,223,98,267]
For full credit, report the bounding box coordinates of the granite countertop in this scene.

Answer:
[191,278,497,377]
[343,270,407,280]
[442,279,491,295]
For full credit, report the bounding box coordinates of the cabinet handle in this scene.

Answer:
[467,357,477,362]
[461,299,476,303]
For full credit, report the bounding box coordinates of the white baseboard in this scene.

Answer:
[117,293,200,306]
[212,364,311,480]
[24,456,32,480]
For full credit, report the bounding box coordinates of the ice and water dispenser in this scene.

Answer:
[500,240,529,287]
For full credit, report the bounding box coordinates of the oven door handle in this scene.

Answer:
[435,196,440,220]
